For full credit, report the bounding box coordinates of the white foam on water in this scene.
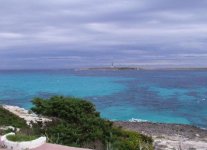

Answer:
[129,118,148,122]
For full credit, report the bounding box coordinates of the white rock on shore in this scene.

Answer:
[154,135,207,150]
[2,105,51,126]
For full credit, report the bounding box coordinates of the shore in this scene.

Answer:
[115,122,207,150]
[2,105,207,149]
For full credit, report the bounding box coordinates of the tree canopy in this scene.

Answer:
[31,96,153,150]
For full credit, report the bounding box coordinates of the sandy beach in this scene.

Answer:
[115,122,207,150]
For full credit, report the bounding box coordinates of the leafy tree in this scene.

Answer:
[31,96,153,150]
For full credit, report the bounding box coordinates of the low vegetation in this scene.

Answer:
[31,96,154,150]
[0,106,28,128]
[6,134,37,142]
[0,97,153,149]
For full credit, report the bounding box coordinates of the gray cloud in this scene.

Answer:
[0,0,207,69]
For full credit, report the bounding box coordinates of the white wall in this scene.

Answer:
[1,132,46,150]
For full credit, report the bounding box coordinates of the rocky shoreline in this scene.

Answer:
[115,122,207,150]
[2,105,207,149]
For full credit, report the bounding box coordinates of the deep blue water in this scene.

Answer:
[0,70,207,128]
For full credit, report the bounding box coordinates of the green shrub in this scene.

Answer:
[31,96,100,121]
[0,128,14,135]
[110,128,153,150]
[6,134,37,142]
[31,96,153,150]
[0,106,28,128]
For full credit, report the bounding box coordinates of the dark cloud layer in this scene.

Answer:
[0,0,207,69]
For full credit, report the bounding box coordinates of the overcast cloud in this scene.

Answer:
[0,0,207,69]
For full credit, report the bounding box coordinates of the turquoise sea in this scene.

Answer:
[0,70,207,128]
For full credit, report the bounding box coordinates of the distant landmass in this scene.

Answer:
[78,66,143,71]
[77,66,207,71]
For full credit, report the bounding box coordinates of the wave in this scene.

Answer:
[129,118,148,122]
[202,98,206,101]
[200,127,207,130]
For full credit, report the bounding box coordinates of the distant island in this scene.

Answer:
[78,66,143,71]
[77,66,207,71]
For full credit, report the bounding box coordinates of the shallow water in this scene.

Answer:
[0,70,207,128]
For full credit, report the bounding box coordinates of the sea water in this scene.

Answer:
[0,69,206,128]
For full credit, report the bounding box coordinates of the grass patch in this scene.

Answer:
[6,134,37,142]
[0,106,28,128]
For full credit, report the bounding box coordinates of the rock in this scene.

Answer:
[114,121,207,150]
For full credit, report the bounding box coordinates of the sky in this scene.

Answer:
[0,0,207,69]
